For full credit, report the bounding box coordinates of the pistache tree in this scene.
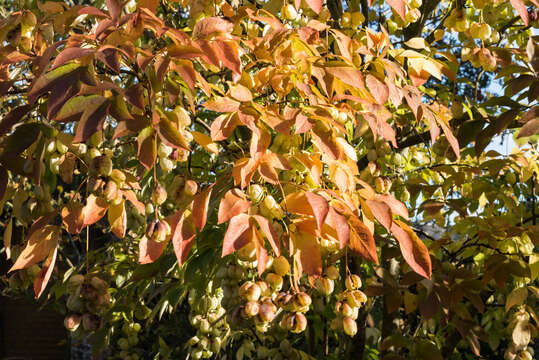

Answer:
[0,0,538,359]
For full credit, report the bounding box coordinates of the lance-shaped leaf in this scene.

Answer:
[0,123,46,160]
[83,195,109,227]
[218,189,251,224]
[348,216,378,264]
[62,202,85,234]
[305,192,329,230]
[292,230,322,276]
[326,207,350,249]
[33,247,58,299]
[510,0,529,26]
[139,236,168,264]
[253,226,269,274]
[252,215,280,256]
[28,62,81,104]
[192,131,219,154]
[137,126,157,169]
[108,200,127,238]
[192,17,234,40]
[9,225,60,272]
[365,199,392,231]
[73,100,110,143]
[157,117,191,151]
[169,210,197,266]
[391,220,432,279]
[0,105,32,137]
[222,213,251,256]
[193,185,213,231]
[121,190,146,215]
[51,47,94,70]
[387,0,406,20]
[366,74,389,105]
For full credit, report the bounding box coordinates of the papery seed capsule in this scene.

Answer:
[152,221,169,242]
[325,265,340,280]
[265,273,283,292]
[248,184,265,203]
[258,300,277,322]
[67,274,85,294]
[315,277,334,296]
[343,316,357,336]
[272,256,290,276]
[89,155,112,177]
[340,302,354,318]
[239,281,261,301]
[256,281,270,297]
[345,274,362,290]
[291,313,307,333]
[104,180,118,202]
[238,241,256,261]
[243,301,260,317]
[347,290,368,308]
[90,277,108,293]
[158,142,173,158]
[64,314,81,331]
[152,183,167,205]
[110,169,126,184]
[275,292,293,309]
[183,180,198,197]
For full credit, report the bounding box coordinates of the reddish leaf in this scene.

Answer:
[0,105,32,137]
[437,117,460,160]
[78,6,108,17]
[366,74,389,105]
[222,213,251,256]
[292,230,322,276]
[304,0,322,13]
[377,193,409,220]
[9,225,60,272]
[254,227,269,274]
[73,101,110,143]
[169,210,196,266]
[137,127,156,169]
[510,0,529,25]
[137,0,159,12]
[252,215,280,256]
[214,40,241,74]
[365,199,392,231]
[121,190,145,215]
[391,220,432,279]
[326,207,350,249]
[62,202,85,234]
[139,236,168,264]
[348,216,378,264]
[33,247,58,299]
[325,67,365,90]
[106,0,122,21]
[192,17,234,40]
[387,0,406,20]
[305,192,329,230]
[83,195,109,227]
[51,47,94,70]
[193,185,213,231]
[125,83,145,109]
[218,189,251,224]
[517,118,539,138]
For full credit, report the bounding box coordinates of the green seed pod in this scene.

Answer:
[343,316,357,336]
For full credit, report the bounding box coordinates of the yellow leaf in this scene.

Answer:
[191,131,219,154]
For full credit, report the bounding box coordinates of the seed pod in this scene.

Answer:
[86,177,104,193]
[258,300,277,322]
[272,256,290,276]
[237,241,256,261]
[243,301,260,317]
[110,169,126,184]
[152,221,169,242]
[256,281,270,297]
[345,274,362,290]
[265,273,283,292]
[275,292,293,310]
[67,274,85,294]
[340,302,354,318]
[67,294,84,312]
[89,155,112,177]
[281,313,307,333]
[325,265,340,280]
[90,277,108,293]
[82,313,101,332]
[158,142,173,158]
[315,277,335,296]
[347,290,368,308]
[247,184,265,203]
[343,316,357,336]
[292,292,312,312]
[183,180,198,197]
[152,183,167,205]
[64,314,82,332]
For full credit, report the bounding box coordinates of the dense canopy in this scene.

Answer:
[0,0,538,359]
